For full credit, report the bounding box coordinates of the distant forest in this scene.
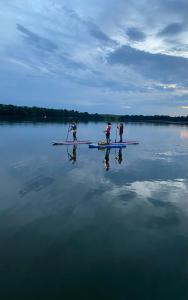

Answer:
[0,103,188,124]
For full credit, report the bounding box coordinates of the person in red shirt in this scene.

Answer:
[105,122,112,144]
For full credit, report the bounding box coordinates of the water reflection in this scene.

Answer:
[1,122,188,300]
[115,148,123,165]
[64,144,126,171]
[180,130,188,139]
[102,147,125,171]
[104,149,110,171]
[67,145,77,164]
[19,174,54,197]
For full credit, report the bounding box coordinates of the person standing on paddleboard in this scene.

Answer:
[69,122,77,142]
[105,122,112,144]
[117,123,124,143]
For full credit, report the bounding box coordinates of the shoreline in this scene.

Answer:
[0,104,188,125]
[0,117,188,126]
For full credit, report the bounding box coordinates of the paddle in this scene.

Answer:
[66,123,70,141]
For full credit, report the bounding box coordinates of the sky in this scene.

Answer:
[0,0,188,115]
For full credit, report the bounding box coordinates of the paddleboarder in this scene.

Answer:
[117,123,124,143]
[105,122,112,144]
[69,122,77,142]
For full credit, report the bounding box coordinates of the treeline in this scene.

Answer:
[0,104,103,122]
[120,114,188,123]
[0,103,188,123]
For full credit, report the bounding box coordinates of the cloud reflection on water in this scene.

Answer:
[180,130,188,139]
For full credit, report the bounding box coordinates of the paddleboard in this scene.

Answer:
[89,143,127,149]
[53,140,91,145]
[110,140,139,145]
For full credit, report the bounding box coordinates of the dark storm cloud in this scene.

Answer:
[108,45,188,84]
[17,24,58,52]
[158,22,185,36]
[126,27,146,41]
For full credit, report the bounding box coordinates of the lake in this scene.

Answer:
[0,121,188,300]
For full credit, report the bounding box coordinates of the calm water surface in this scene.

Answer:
[0,122,188,300]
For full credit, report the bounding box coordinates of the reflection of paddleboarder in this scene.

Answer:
[68,145,77,164]
[104,148,110,171]
[115,148,123,164]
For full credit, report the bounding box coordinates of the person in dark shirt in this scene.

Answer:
[117,123,124,143]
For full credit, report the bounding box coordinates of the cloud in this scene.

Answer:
[15,22,86,75]
[126,27,146,41]
[62,6,115,45]
[0,0,188,114]
[161,0,188,19]
[179,106,188,109]
[87,22,115,44]
[108,45,188,84]
[17,24,58,52]
[156,83,177,89]
[158,22,185,36]
[122,105,131,109]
